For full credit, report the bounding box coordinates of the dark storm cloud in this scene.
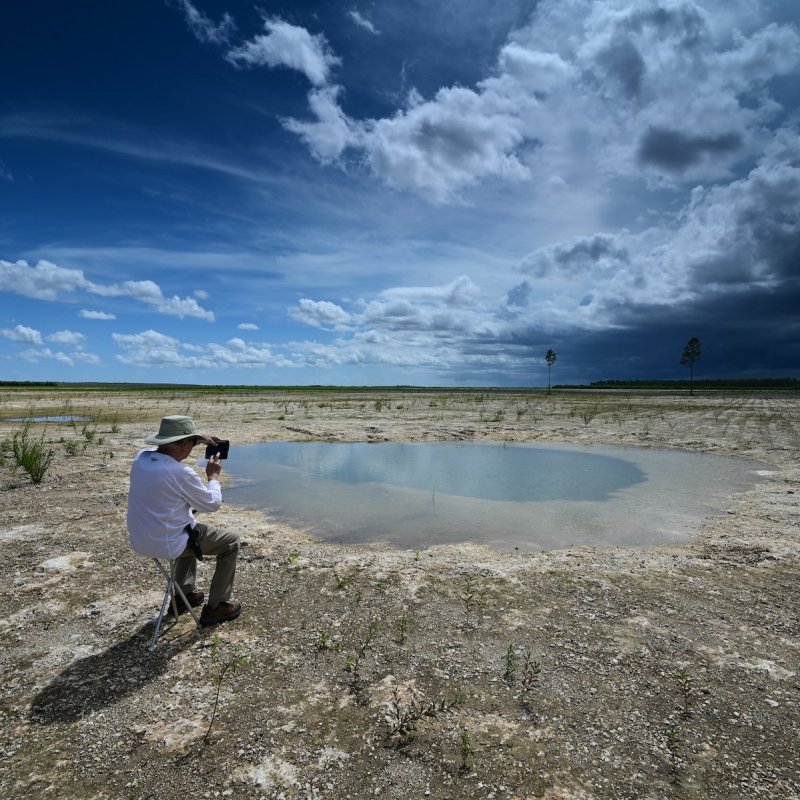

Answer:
[520,233,631,279]
[595,36,646,98]
[506,280,532,308]
[620,2,707,50]
[687,151,800,289]
[582,0,710,103]
[489,276,800,385]
[637,127,743,172]
[497,130,800,384]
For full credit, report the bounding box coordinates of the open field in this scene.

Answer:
[1,387,799,800]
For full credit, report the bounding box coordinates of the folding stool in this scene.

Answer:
[148,558,201,652]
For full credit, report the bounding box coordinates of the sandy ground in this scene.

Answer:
[0,387,798,800]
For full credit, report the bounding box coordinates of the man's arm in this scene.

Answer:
[178,455,223,512]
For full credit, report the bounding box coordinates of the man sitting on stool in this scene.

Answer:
[127,415,241,627]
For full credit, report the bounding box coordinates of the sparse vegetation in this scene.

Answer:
[675,667,695,718]
[384,684,463,742]
[503,644,518,683]
[395,614,410,644]
[1,386,798,800]
[459,729,476,774]
[11,425,54,484]
[204,636,248,744]
[345,620,381,681]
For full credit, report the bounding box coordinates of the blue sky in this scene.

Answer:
[1,0,798,386]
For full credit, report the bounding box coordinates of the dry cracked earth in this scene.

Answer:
[0,388,798,800]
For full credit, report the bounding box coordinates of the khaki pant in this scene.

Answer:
[174,523,239,609]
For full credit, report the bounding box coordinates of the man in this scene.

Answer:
[127,415,241,627]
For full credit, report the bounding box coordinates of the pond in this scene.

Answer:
[222,441,771,551]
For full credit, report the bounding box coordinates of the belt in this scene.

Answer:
[184,524,204,561]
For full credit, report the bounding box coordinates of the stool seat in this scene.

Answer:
[148,558,201,652]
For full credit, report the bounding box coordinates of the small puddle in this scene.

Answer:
[2,416,93,423]
[221,441,772,551]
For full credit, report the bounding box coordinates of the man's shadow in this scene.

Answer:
[29,620,201,725]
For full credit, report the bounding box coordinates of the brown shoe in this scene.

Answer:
[200,600,242,627]
[169,590,204,616]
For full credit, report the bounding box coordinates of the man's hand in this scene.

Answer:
[206,453,222,481]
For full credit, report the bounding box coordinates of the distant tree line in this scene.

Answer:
[560,378,800,390]
[0,380,59,387]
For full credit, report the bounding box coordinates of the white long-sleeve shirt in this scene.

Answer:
[127,449,222,559]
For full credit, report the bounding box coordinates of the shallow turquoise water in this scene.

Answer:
[221,441,770,551]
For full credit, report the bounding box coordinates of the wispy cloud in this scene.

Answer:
[0,112,276,183]
[237,322,259,331]
[174,0,236,45]
[348,10,379,35]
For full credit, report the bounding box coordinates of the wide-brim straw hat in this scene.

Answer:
[143,415,213,446]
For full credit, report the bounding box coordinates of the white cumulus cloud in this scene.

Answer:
[289,298,353,330]
[0,259,90,300]
[0,259,214,320]
[1,324,43,345]
[19,347,75,367]
[48,330,86,346]
[113,330,296,369]
[254,0,799,202]
[226,17,340,87]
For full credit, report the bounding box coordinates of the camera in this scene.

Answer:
[204,440,230,460]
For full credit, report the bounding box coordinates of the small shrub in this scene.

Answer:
[81,424,96,442]
[345,621,381,679]
[676,668,694,718]
[12,426,54,484]
[503,644,518,684]
[396,615,410,644]
[315,630,338,651]
[519,651,541,707]
[459,729,476,773]
[384,684,463,741]
[205,635,248,743]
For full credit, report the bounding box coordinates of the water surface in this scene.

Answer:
[223,441,769,551]
[2,415,93,423]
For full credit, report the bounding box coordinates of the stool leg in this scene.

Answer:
[148,559,174,652]
[170,563,202,627]
[148,559,202,651]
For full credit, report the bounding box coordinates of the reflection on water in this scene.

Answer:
[223,442,770,551]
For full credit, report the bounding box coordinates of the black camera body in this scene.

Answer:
[204,440,230,460]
